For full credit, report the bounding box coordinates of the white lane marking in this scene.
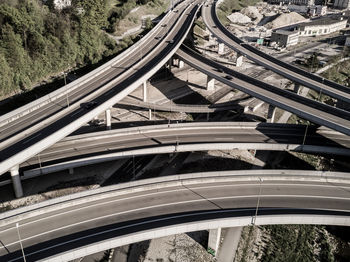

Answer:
[71,108,84,117]
[1,182,348,234]
[3,193,350,254]
[22,133,41,145]
[8,207,256,262]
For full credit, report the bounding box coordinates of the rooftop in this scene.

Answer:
[273,29,299,35]
[299,16,347,28]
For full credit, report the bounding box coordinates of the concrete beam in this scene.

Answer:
[105,108,111,130]
[206,76,215,91]
[143,81,147,102]
[208,228,222,256]
[10,166,23,198]
[218,43,225,55]
[267,104,276,123]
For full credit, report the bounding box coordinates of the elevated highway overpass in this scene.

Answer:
[11,122,349,181]
[0,0,202,189]
[202,1,350,104]
[177,45,350,135]
[0,170,349,261]
[117,96,241,113]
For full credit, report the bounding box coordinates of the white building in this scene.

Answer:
[43,0,72,10]
[268,0,315,5]
[298,17,347,36]
[271,30,299,47]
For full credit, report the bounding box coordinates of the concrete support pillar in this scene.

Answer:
[294,83,300,94]
[235,54,243,67]
[217,227,243,262]
[267,104,276,123]
[206,76,215,91]
[10,166,23,198]
[69,168,74,175]
[209,33,215,42]
[178,60,184,69]
[172,58,178,66]
[218,43,225,55]
[143,81,147,102]
[166,60,172,71]
[208,228,222,256]
[105,108,111,130]
[148,109,152,120]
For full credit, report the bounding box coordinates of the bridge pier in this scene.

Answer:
[143,81,147,102]
[267,104,276,123]
[69,168,74,175]
[294,83,301,94]
[208,228,222,257]
[178,60,184,69]
[148,109,152,120]
[218,43,225,55]
[172,58,185,69]
[166,60,172,71]
[235,53,243,67]
[208,32,215,43]
[105,108,111,130]
[10,166,23,198]
[206,76,215,91]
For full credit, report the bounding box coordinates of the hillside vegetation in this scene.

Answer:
[0,0,121,97]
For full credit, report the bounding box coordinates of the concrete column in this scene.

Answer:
[143,81,147,102]
[69,168,74,175]
[206,76,215,91]
[178,60,184,69]
[218,43,225,55]
[208,228,222,256]
[235,54,243,67]
[166,60,172,71]
[267,104,276,123]
[294,83,300,94]
[172,58,178,67]
[148,109,152,120]
[10,166,23,198]
[209,33,215,42]
[217,227,243,262]
[105,108,111,130]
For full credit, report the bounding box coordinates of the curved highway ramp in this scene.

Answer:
[0,0,202,177]
[9,122,349,180]
[177,45,350,136]
[0,170,349,261]
[202,1,350,104]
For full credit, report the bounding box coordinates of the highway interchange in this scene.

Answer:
[0,0,350,260]
[0,0,201,175]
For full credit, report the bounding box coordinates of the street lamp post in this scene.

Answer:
[302,122,309,146]
[16,223,27,262]
[64,72,70,107]
[252,177,263,225]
